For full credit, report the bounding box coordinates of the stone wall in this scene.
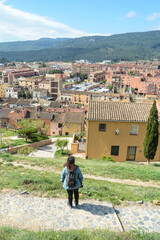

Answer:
[8,139,52,154]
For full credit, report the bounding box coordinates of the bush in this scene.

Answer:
[54,149,71,157]
[31,133,49,143]
[55,139,69,154]
[0,143,7,148]
[100,156,116,163]
[5,163,14,167]
[0,153,14,162]
[18,146,35,156]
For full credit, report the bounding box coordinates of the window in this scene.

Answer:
[99,123,106,132]
[130,125,139,135]
[111,146,119,156]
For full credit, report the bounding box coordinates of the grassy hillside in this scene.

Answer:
[0,153,160,204]
[1,31,160,62]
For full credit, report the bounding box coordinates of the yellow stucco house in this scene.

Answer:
[62,112,84,135]
[85,101,160,162]
[0,83,9,98]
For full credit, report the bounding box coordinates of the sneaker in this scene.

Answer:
[67,202,72,208]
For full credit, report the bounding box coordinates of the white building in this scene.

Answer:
[5,87,18,98]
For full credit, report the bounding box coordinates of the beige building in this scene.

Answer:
[19,78,38,90]
[0,83,9,98]
[89,71,106,83]
[63,112,84,135]
[47,74,63,100]
[39,80,50,90]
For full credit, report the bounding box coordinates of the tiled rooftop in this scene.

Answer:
[87,101,154,122]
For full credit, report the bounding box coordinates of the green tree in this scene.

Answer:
[18,119,33,128]
[128,70,135,76]
[108,84,113,91]
[18,127,37,142]
[55,139,69,154]
[143,101,159,164]
[35,120,48,136]
[49,69,64,74]
[131,88,135,93]
[18,90,26,98]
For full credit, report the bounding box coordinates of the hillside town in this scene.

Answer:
[0,60,160,161]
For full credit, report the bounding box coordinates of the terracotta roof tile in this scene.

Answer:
[87,101,154,122]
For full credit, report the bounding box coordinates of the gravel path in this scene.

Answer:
[0,192,160,232]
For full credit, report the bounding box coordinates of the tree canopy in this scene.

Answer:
[143,101,159,164]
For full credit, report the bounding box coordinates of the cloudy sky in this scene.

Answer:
[0,0,160,42]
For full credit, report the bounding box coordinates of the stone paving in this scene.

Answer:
[0,193,122,232]
[29,137,73,158]
[0,192,160,232]
[116,205,160,232]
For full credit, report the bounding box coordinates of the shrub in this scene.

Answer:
[0,153,13,162]
[5,163,14,167]
[0,143,7,148]
[18,146,35,156]
[100,156,116,163]
[31,133,49,142]
[55,139,69,154]
[54,149,71,157]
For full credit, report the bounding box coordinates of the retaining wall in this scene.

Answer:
[8,139,52,154]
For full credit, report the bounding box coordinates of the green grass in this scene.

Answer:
[1,139,28,148]
[1,153,160,182]
[7,139,27,147]
[0,164,160,204]
[54,149,70,157]
[1,129,18,138]
[50,135,72,138]
[0,227,160,240]
[5,154,160,183]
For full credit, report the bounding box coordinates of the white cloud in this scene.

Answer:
[0,1,89,42]
[125,11,136,18]
[147,12,160,21]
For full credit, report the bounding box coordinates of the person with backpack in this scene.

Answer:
[61,156,83,208]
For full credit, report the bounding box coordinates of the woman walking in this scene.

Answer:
[61,156,83,208]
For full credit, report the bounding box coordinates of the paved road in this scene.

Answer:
[29,137,73,158]
[0,192,159,232]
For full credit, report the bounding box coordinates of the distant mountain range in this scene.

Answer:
[1,31,160,62]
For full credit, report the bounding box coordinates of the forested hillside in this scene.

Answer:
[1,31,160,62]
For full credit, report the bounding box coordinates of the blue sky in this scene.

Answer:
[0,0,160,42]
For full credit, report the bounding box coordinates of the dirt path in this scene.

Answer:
[12,162,160,188]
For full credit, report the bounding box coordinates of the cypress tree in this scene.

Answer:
[143,101,159,164]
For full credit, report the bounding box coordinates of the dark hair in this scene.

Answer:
[67,156,75,165]
[63,156,76,170]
